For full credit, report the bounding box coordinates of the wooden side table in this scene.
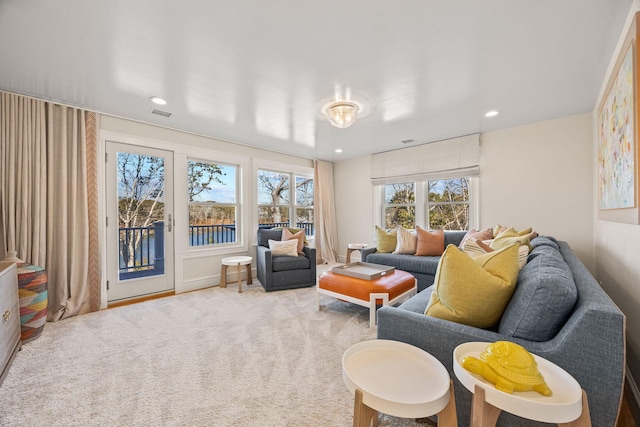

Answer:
[346,243,368,264]
[220,256,252,293]
[343,339,457,427]
[453,342,590,426]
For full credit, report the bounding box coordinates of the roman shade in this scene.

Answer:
[371,133,480,184]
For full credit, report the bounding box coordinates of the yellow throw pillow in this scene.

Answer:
[393,226,417,254]
[490,227,532,251]
[375,226,397,253]
[415,226,444,256]
[282,227,305,254]
[425,244,520,329]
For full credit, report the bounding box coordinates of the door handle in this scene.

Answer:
[167,214,173,232]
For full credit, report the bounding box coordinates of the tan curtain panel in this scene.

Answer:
[0,92,100,320]
[313,160,339,264]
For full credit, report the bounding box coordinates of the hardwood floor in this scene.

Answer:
[617,382,640,427]
[107,290,175,309]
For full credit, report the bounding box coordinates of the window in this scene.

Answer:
[188,160,238,246]
[383,182,415,229]
[378,177,474,231]
[258,170,314,236]
[427,178,469,230]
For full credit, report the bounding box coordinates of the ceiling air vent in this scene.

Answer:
[401,139,415,144]
[151,109,172,118]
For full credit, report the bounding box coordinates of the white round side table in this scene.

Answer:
[220,256,252,293]
[342,339,457,427]
[346,243,368,264]
[453,342,591,427]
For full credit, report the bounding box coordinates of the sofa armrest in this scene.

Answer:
[302,246,317,281]
[360,246,377,261]
[255,245,273,286]
[377,306,505,369]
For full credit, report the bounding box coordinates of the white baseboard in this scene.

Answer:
[180,268,256,293]
[626,366,640,416]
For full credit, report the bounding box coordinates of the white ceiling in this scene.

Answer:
[0,1,632,161]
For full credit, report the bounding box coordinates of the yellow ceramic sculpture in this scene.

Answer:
[462,341,552,396]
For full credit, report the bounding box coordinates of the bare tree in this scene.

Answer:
[258,171,313,224]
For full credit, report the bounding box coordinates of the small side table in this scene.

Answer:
[343,339,457,427]
[453,342,590,427]
[220,256,252,293]
[346,243,368,264]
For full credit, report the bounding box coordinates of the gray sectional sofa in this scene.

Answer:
[364,235,626,427]
[362,230,467,291]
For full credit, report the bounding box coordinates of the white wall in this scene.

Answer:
[101,116,312,166]
[593,1,640,402]
[334,113,595,269]
[334,155,374,262]
[480,113,594,269]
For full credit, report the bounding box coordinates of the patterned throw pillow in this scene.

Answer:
[415,226,444,256]
[282,228,305,254]
[375,225,397,253]
[464,238,529,269]
[393,226,417,255]
[268,239,298,257]
[425,244,520,329]
[458,228,494,249]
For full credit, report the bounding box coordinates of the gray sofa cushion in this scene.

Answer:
[272,255,310,272]
[530,235,560,251]
[399,286,434,313]
[499,249,577,341]
[366,253,441,275]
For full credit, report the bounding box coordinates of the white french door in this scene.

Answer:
[106,142,174,302]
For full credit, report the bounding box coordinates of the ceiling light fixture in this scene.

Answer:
[150,96,167,105]
[325,101,359,128]
[485,110,499,117]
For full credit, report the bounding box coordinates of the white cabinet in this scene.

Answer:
[0,261,20,386]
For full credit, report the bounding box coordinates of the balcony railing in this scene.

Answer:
[119,221,165,280]
[119,221,314,279]
[189,222,314,245]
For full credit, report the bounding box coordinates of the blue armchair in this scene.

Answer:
[255,229,316,292]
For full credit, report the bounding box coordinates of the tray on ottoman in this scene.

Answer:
[332,262,395,280]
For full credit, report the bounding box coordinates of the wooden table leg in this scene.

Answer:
[353,389,377,427]
[558,390,591,427]
[220,264,228,288]
[471,385,501,427]
[245,263,252,285]
[436,380,458,427]
[236,263,242,293]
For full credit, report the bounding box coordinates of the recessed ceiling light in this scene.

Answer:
[335,149,343,153]
[150,96,167,105]
[485,110,499,117]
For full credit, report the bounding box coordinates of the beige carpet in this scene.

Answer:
[0,274,427,426]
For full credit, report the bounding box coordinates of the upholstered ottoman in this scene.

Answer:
[17,263,48,343]
[317,269,417,329]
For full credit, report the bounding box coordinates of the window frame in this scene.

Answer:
[187,159,240,248]
[374,177,478,231]
[254,161,315,240]
[382,182,416,229]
